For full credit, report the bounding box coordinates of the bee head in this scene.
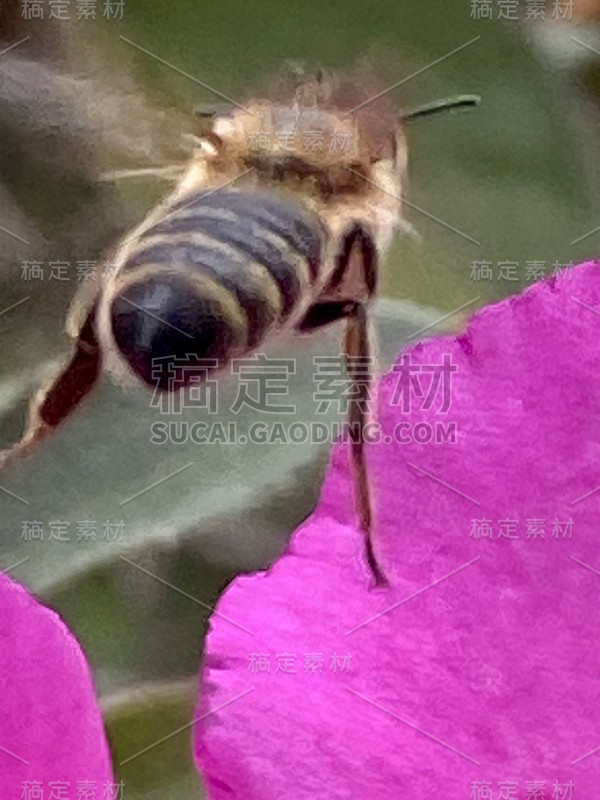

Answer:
[187,69,407,200]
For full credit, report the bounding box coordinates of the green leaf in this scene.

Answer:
[46,549,230,696]
[103,678,204,799]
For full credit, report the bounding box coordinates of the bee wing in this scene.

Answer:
[0,26,195,470]
[0,53,192,180]
[0,45,193,346]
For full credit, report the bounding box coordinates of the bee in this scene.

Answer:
[0,65,478,585]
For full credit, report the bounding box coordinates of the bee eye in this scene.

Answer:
[110,276,240,391]
[194,103,234,119]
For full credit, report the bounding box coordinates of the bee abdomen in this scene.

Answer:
[162,188,323,282]
[121,238,281,348]
[110,189,325,391]
[111,273,246,390]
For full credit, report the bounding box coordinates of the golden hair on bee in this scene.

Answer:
[210,66,404,182]
[0,63,479,586]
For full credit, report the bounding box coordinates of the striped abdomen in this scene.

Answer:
[109,189,325,391]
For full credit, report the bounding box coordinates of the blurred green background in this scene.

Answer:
[1,0,599,796]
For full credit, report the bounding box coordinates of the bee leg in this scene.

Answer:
[337,224,386,585]
[344,303,388,587]
[295,300,360,332]
[296,300,388,584]
[0,306,101,470]
[296,223,386,585]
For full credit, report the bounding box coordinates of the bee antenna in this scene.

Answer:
[401,95,481,123]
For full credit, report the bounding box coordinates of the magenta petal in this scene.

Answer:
[0,574,113,792]
[195,263,600,799]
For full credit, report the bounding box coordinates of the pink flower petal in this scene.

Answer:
[0,573,113,794]
[195,262,600,799]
